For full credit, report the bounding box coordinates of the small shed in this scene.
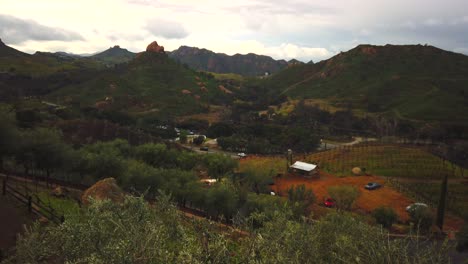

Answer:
[290,161,318,177]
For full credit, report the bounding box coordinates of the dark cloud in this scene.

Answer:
[0,14,84,44]
[144,18,189,39]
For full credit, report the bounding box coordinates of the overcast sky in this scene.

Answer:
[1,0,467,62]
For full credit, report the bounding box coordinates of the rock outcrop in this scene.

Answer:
[146,41,165,53]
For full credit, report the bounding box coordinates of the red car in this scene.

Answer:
[324,198,335,208]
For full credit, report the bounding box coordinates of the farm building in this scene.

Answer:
[290,161,318,177]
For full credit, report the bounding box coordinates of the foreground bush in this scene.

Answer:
[372,206,398,229]
[6,196,452,263]
[327,185,360,211]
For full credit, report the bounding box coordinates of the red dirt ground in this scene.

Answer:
[271,171,464,232]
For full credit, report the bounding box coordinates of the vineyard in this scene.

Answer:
[239,143,468,220]
[301,144,467,179]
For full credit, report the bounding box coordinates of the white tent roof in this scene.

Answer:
[290,161,317,172]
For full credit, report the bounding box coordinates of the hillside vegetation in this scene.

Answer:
[169,46,289,76]
[263,44,468,124]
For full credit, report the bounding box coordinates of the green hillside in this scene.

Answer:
[90,45,136,65]
[0,40,103,76]
[49,50,232,118]
[168,45,288,76]
[264,44,468,124]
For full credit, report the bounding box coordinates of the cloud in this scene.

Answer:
[144,18,189,39]
[0,14,84,44]
[265,44,331,62]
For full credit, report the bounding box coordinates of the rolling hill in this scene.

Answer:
[48,41,233,118]
[168,46,289,76]
[263,44,468,124]
[90,45,136,65]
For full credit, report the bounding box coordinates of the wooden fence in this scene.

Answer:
[2,178,64,224]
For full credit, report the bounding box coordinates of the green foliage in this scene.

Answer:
[193,135,205,145]
[132,143,168,167]
[263,44,468,125]
[327,185,360,211]
[17,128,73,176]
[0,107,19,168]
[203,154,238,180]
[205,180,239,219]
[287,184,316,218]
[409,206,434,233]
[9,196,452,263]
[241,162,276,194]
[206,122,234,138]
[372,206,398,228]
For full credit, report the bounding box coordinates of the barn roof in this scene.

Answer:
[290,161,317,172]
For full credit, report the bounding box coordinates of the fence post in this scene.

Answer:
[27,196,32,213]
[2,179,5,195]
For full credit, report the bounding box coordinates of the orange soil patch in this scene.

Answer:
[272,172,463,231]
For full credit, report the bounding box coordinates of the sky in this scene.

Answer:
[1,0,468,62]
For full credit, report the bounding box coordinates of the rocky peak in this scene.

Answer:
[113,45,120,49]
[146,41,164,53]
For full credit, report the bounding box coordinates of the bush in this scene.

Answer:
[327,186,360,211]
[409,206,434,233]
[287,184,316,217]
[372,206,398,228]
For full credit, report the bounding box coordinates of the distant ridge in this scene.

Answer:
[168,46,290,76]
[90,45,136,65]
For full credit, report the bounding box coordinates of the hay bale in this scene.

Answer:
[81,178,125,205]
[351,167,362,176]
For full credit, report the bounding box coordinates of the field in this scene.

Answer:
[301,144,467,179]
[239,144,467,231]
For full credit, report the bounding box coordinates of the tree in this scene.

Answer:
[193,135,205,145]
[0,108,19,170]
[133,143,168,167]
[372,206,398,229]
[205,181,239,219]
[203,154,238,180]
[18,128,73,183]
[327,185,360,211]
[179,130,188,144]
[241,163,276,194]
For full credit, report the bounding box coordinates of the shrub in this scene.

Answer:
[327,186,360,211]
[372,206,398,228]
[409,206,434,233]
[287,184,316,217]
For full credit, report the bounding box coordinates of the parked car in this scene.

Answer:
[237,152,247,158]
[365,182,381,190]
[324,198,335,208]
[199,146,209,151]
[406,203,428,212]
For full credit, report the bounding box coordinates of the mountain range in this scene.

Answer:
[1,38,468,127]
[168,46,291,76]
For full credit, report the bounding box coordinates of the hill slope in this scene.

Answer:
[90,45,136,65]
[49,42,232,118]
[265,44,468,124]
[168,46,288,76]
